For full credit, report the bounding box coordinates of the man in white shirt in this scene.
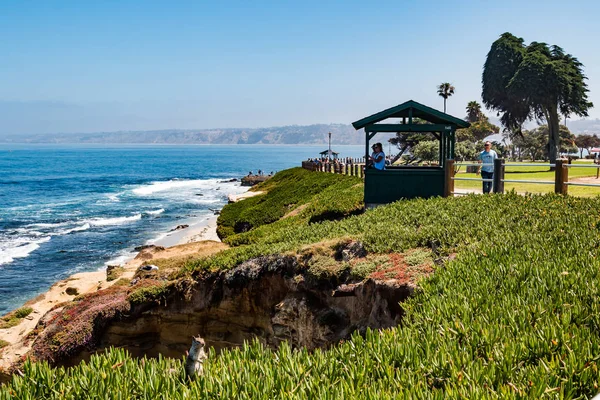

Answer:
[477,141,498,193]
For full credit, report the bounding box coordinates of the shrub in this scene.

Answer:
[13,307,33,319]
[127,282,171,305]
[0,307,33,329]
[7,178,600,397]
[217,168,362,240]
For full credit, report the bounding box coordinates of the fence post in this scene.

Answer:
[493,158,505,194]
[555,159,568,195]
[444,159,454,197]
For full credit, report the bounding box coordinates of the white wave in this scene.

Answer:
[0,236,51,266]
[86,214,142,227]
[132,178,224,196]
[104,252,134,267]
[58,223,91,235]
[26,221,71,229]
[107,193,121,202]
[146,208,165,215]
[145,231,170,245]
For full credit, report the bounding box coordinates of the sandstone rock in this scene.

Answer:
[134,245,165,252]
[23,254,415,370]
[336,241,367,261]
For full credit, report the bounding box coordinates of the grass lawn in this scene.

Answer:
[455,160,600,197]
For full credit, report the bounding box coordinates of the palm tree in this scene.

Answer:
[437,82,455,113]
[466,101,482,122]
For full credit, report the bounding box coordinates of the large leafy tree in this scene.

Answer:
[482,33,593,164]
[437,82,455,113]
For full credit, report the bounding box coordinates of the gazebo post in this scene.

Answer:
[364,128,369,166]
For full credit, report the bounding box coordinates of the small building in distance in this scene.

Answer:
[318,150,339,160]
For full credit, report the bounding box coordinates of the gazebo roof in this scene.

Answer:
[319,150,339,155]
[352,100,470,130]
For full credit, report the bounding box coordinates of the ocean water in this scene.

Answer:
[0,144,365,315]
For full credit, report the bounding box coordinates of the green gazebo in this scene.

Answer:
[352,100,470,206]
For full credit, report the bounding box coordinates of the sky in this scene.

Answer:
[1,0,600,136]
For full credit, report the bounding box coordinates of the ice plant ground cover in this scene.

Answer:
[2,168,600,399]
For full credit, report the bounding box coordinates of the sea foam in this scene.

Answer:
[86,214,142,227]
[0,236,51,266]
[132,179,222,196]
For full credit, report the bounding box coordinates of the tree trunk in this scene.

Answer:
[390,145,408,164]
[547,105,560,165]
[443,99,447,113]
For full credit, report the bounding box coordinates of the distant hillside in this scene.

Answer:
[5,118,598,145]
[567,118,600,134]
[1,124,364,145]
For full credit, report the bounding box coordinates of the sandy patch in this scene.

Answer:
[227,191,264,203]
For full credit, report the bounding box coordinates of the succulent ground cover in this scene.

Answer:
[0,307,33,329]
[3,169,600,398]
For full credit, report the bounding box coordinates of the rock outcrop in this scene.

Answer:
[23,251,414,369]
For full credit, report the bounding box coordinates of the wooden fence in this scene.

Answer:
[301,160,366,178]
[445,159,600,196]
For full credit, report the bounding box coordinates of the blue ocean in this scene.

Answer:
[0,144,364,315]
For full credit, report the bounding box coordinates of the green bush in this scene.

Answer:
[6,178,600,397]
[13,307,33,319]
[217,168,362,240]
[0,307,33,329]
[127,283,171,305]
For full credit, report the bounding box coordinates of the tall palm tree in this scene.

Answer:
[437,82,455,113]
[466,101,483,122]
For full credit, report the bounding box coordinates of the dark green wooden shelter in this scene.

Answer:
[352,100,470,206]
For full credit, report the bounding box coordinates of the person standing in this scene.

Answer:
[369,143,386,170]
[477,141,498,193]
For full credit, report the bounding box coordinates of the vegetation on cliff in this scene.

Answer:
[3,167,600,398]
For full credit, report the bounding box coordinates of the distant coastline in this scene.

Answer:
[0,124,366,145]
[2,118,600,145]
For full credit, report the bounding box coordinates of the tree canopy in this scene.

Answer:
[437,82,455,113]
[466,101,483,123]
[508,125,577,160]
[574,133,600,158]
[482,32,593,163]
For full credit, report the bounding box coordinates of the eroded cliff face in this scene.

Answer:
[44,252,414,368]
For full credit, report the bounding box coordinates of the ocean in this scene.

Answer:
[0,144,365,315]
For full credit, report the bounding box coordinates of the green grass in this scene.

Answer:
[4,169,600,398]
[0,339,8,350]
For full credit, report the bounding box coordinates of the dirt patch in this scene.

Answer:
[282,203,309,219]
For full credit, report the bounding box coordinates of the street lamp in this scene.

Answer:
[328,132,332,161]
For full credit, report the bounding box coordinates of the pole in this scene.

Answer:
[328,132,332,161]
[444,159,454,197]
[493,158,505,194]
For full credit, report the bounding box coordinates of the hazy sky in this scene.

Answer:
[2,0,600,135]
